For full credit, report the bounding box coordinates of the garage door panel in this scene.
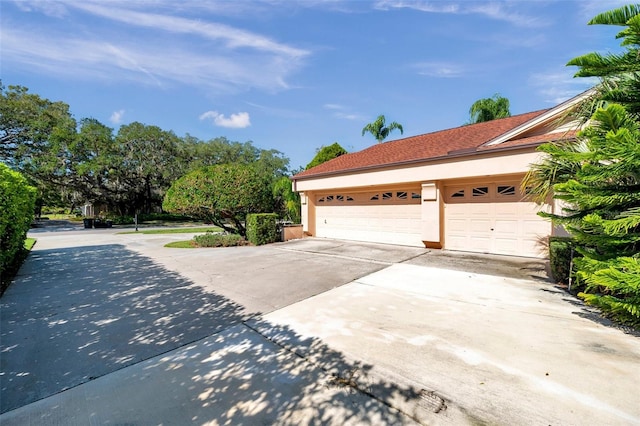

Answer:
[445,182,551,258]
[494,219,518,233]
[495,238,518,253]
[315,191,422,247]
[470,219,491,233]
[470,236,491,252]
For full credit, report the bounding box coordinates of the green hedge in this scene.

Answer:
[0,164,36,281]
[549,236,582,288]
[193,233,246,247]
[246,213,278,246]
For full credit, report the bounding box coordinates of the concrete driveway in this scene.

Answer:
[1,227,639,425]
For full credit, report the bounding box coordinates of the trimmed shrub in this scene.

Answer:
[193,232,247,247]
[107,215,135,225]
[549,236,582,288]
[0,164,36,283]
[246,213,278,246]
[138,213,193,222]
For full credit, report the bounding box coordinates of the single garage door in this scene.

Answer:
[444,181,551,257]
[315,189,423,247]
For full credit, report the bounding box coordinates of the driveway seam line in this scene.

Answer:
[272,247,394,266]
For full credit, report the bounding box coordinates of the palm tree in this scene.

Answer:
[361,115,403,143]
[468,94,511,124]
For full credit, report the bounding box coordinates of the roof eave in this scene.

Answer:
[292,141,553,182]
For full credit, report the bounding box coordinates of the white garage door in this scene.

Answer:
[444,181,551,258]
[315,189,423,247]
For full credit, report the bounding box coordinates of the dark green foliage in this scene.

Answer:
[138,213,193,223]
[535,104,640,324]
[468,93,511,124]
[578,257,640,326]
[305,143,348,170]
[272,176,301,223]
[567,4,640,118]
[163,164,274,237]
[548,237,583,288]
[106,215,135,225]
[193,232,247,247]
[362,115,403,143]
[0,164,36,285]
[531,4,640,327]
[542,105,640,260]
[1,84,292,217]
[246,213,278,246]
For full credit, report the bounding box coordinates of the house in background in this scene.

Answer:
[292,92,590,258]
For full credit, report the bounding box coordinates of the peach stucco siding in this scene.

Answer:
[293,149,544,193]
[294,147,554,257]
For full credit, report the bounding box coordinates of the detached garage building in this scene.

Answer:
[292,93,587,258]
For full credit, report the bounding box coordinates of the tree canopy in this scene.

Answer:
[305,142,347,170]
[163,164,274,236]
[361,115,403,143]
[468,94,511,124]
[0,83,292,216]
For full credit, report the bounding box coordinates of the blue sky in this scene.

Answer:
[1,0,628,170]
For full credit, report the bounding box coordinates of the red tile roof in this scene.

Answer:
[293,109,556,180]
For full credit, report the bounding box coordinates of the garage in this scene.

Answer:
[444,181,551,257]
[314,188,423,247]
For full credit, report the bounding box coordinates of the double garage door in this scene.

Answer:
[314,189,423,247]
[313,181,551,257]
[444,181,551,258]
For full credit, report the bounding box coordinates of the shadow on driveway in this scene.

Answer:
[1,243,430,424]
[0,244,248,414]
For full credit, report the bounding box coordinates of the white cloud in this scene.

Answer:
[2,2,309,94]
[578,1,631,20]
[373,0,546,28]
[323,103,344,110]
[0,25,300,92]
[110,109,125,124]
[199,111,251,128]
[322,103,364,120]
[12,0,68,18]
[68,3,308,58]
[529,71,598,104]
[412,62,464,78]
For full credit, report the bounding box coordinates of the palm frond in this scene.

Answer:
[588,4,640,26]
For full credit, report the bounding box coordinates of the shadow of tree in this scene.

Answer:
[1,244,438,424]
[1,244,249,414]
[561,297,640,337]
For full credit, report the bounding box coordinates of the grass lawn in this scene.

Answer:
[118,226,222,235]
[24,238,36,250]
[164,241,196,248]
[38,213,81,221]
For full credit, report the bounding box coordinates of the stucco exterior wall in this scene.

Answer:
[294,147,554,256]
[294,149,543,193]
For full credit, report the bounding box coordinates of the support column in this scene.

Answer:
[421,182,442,248]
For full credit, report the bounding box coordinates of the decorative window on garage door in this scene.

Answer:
[446,182,522,203]
[317,189,421,205]
[317,194,355,204]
